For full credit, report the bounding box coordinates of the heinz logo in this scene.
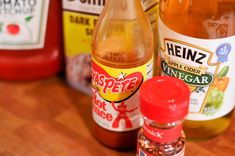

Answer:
[165,40,209,65]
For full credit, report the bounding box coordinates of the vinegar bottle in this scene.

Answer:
[91,0,154,149]
[159,0,235,139]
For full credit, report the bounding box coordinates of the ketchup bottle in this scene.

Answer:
[0,0,63,80]
[91,0,154,149]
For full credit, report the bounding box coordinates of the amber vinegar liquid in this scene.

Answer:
[160,0,235,139]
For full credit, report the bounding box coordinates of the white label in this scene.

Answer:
[159,18,235,121]
[93,90,144,132]
[63,0,105,14]
[0,0,49,50]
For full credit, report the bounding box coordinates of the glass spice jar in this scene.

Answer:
[137,76,190,156]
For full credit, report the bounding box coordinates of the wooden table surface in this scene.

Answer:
[0,76,234,156]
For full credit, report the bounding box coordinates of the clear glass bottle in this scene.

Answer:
[137,76,190,156]
[159,0,235,139]
[91,0,154,149]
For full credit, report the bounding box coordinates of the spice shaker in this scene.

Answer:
[137,76,190,156]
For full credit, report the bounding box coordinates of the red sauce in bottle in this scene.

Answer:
[91,0,154,149]
[0,0,63,80]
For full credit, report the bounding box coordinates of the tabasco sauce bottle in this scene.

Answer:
[159,0,235,139]
[91,0,154,149]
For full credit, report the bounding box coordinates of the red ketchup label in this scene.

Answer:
[143,122,182,143]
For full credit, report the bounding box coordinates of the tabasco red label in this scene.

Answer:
[92,57,153,131]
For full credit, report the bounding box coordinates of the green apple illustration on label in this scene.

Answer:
[203,43,231,116]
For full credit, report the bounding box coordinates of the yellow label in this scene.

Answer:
[63,8,101,94]
[63,11,98,57]
[92,57,153,131]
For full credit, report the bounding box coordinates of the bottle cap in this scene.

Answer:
[140,76,190,123]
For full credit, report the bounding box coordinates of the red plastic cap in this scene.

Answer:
[140,76,190,123]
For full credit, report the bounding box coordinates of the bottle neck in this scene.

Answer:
[143,117,183,143]
[106,0,142,7]
[103,0,143,19]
